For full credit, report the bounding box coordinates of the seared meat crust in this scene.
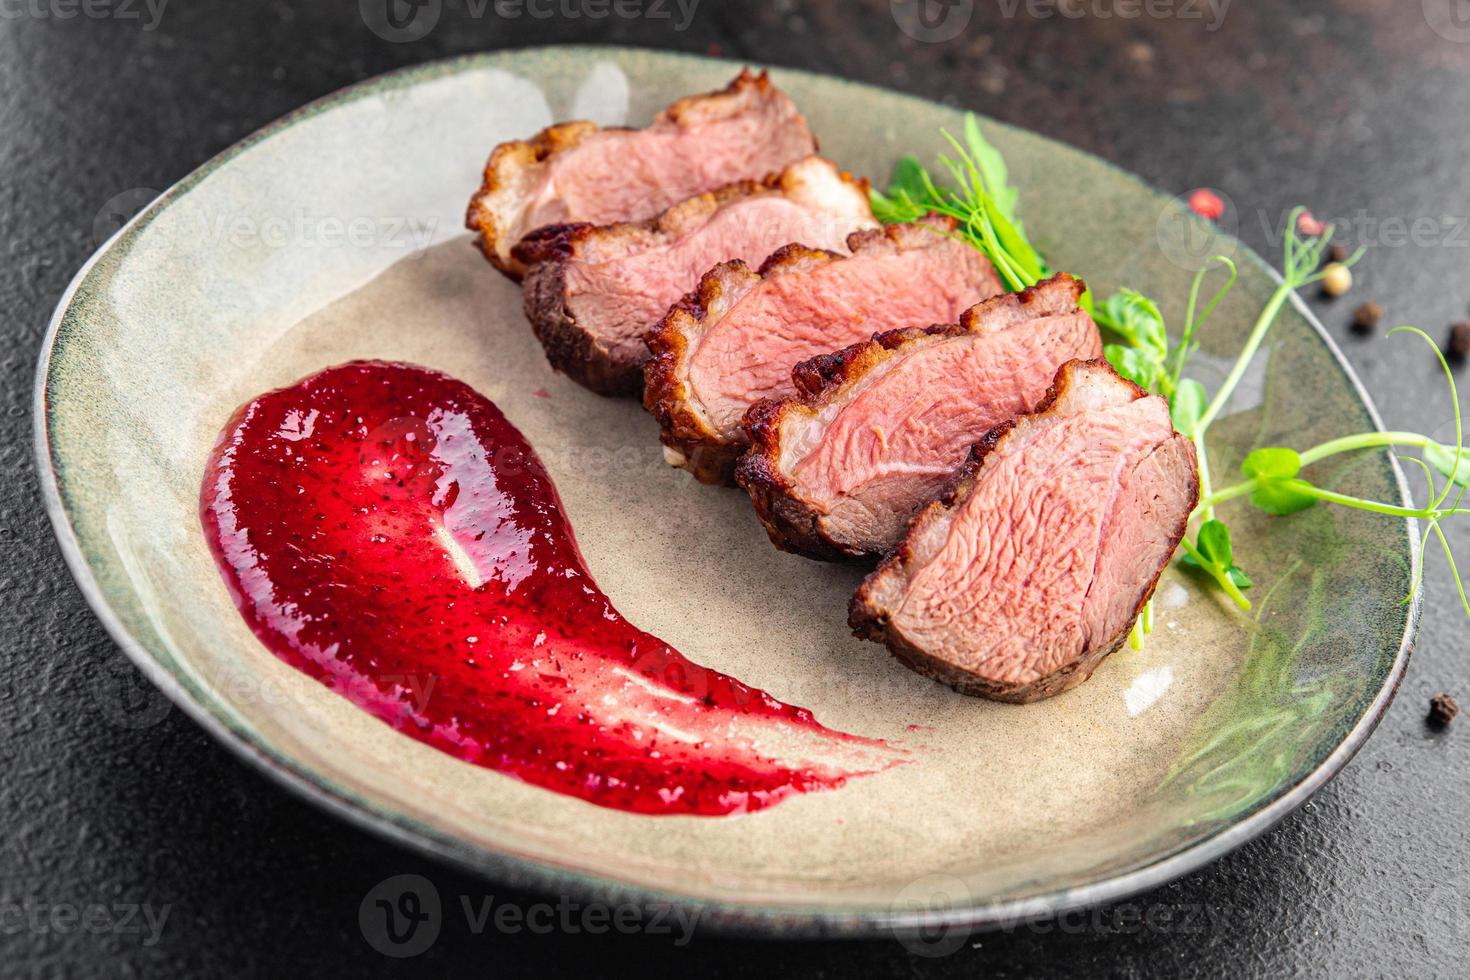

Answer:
[467,69,816,280]
[849,358,1199,702]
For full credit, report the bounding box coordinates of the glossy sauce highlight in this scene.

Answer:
[201,361,899,815]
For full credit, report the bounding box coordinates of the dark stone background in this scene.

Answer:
[3,1,1468,975]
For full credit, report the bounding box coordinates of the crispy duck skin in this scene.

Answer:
[466,69,817,280]
[516,156,875,396]
[737,274,1102,560]
[849,359,1199,703]
[644,215,1003,483]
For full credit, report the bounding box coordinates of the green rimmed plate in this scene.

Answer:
[35,46,1417,937]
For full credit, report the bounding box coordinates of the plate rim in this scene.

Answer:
[33,44,1421,938]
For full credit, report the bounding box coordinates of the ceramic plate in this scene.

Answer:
[36,46,1417,936]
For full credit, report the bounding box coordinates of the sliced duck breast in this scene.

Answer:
[849,358,1199,703]
[736,274,1102,560]
[644,215,1004,484]
[517,155,875,396]
[466,69,817,279]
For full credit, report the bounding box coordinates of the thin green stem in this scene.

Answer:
[1282,208,1301,278]
[1391,326,1464,509]
[1432,521,1470,618]
[1179,537,1252,609]
[1196,283,1293,434]
[1298,431,1442,466]
[1194,431,1216,522]
[1195,431,1460,516]
[1171,257,1238,387]
[1197,479,1260,512]
[1217,571,1251,610]
[1296,485,1469,520]
[1201,475,1470,521]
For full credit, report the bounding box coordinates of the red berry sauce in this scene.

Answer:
[201,361,901,816]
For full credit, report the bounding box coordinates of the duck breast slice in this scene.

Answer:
[466,69,817,280]
[849,358,1199,703]
[517,156,875,396]
[645,214,1004,483]
[738,274,1101,560]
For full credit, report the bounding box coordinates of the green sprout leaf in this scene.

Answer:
[1171,378,1208,437]
[889,155,930,201]
[870,156,933,224]
[1099,289,1167,356]
[1191,520,1253,589]
[870,114,1052,293]
[1098,288,1174,400]
[1105,344,1163,392]
[963,114,1019,227]
[1424,441,1470,490]
[1180,519,1253,606]
[1239,448,1315,515]
[1251,478,1319,516]
[1241,447,1302,481]
[1197,519,1232,565]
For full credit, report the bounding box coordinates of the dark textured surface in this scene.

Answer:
[4,1,1470,976]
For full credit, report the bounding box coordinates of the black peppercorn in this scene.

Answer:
[1352,302,1383,334]
[1449,321,1470,360]
[1429,692,1460,727]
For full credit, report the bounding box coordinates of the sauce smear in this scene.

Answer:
[202,361,899,815]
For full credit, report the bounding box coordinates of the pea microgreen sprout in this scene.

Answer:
[1111,257,1238,648]
[870,113,1178,354]
[870,114,1049,291]
[1193,208,1365,440]
[875,126,1470,634]
[1197,327,1470,618]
